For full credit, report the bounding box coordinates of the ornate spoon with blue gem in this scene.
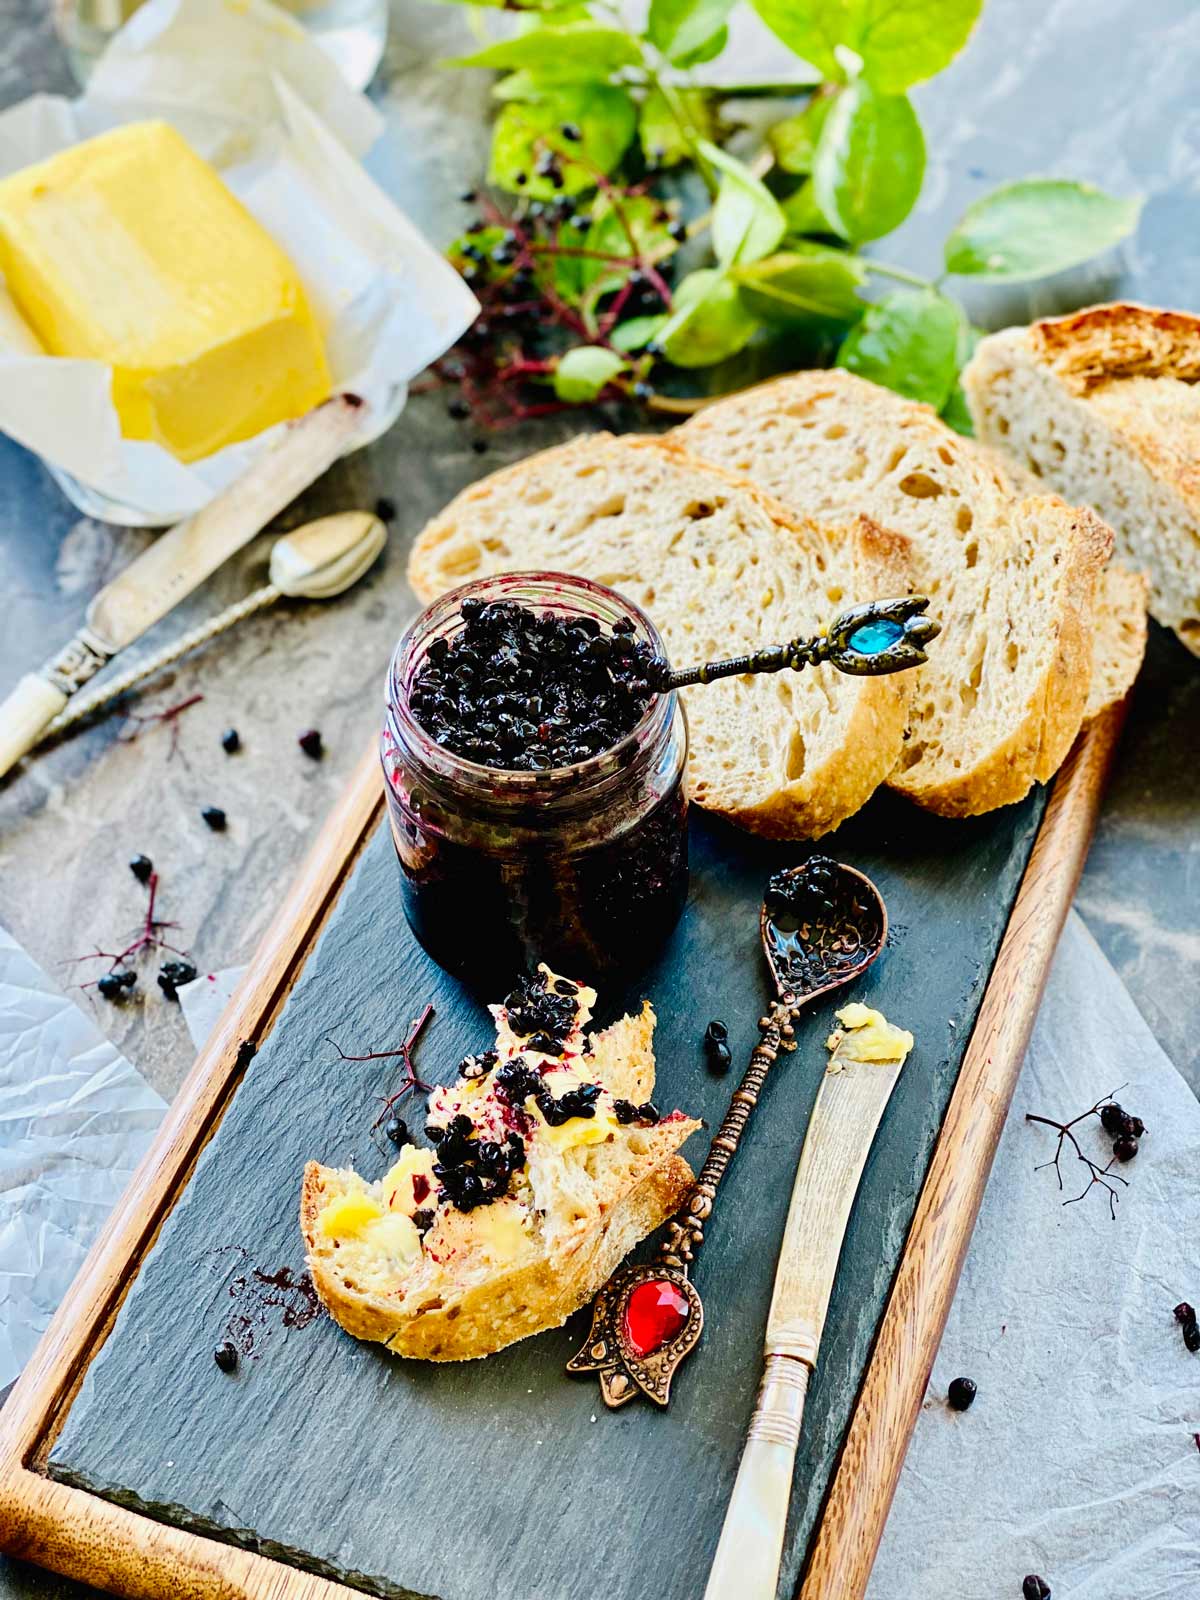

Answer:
[567,855,888,1409]
[647,594,939,690]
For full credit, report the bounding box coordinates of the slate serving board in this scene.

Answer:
[46,787,1044,1600]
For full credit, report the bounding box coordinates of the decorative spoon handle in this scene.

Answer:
[655,996,799,1273]
[655,595,938,692]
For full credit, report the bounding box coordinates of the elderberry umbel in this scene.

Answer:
[408,597,660,771]
[383,574,688,987]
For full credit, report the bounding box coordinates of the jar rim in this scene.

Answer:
[384,570,678,800]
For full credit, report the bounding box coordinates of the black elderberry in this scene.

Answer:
[448,398,470,420]
[471,438,489,455]
[1173,1301,1196,1325]
[384,1117,409,1147]
[424,1123,446,1144]
[1112,1134,1139,1162]
[374,496,396,523]
[220,728,240,754]
[117,969,137,989]
[705,1019,732,1073]
[412,1207,434,1235]
[560,122,582,141]
[1185,1323,1200,1354]
[213,1341,238,1373]
[201,805,227,831]
[613,1098,640,1125]
[459,189,477,203]
[97,973,127,1001]
[298,728,323,759]
[637,1101,659,1124]
[158,958,198,1000]
[1022,1578,1051,1600]
[129,853,153,883]
[1099,1102,1126,1135]
[947,1376,977,1411]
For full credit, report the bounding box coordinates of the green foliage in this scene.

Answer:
[553,346,627,399]
[837,288,964,407]
[944,180,1143,280]
[439,0,1142,415]
[813,83,925,242]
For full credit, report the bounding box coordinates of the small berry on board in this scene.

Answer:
[947,1376,977,1411]
[129,853,153,884]
[1022,1577,1051,1600]
[298,729,323,760]
[220,728,240,754]
[705,1019,732,1072]
[213,1341,238,1373]
[201,805,227,832]
[384,1117,409,1147]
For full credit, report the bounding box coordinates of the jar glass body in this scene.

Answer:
[381,574,689,991]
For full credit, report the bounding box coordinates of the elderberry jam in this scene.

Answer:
[382,574,688,989]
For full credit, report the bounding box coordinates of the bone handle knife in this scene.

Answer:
[0,393,365,780]
[703,1045,910,1600]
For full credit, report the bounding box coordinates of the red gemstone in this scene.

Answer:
[623,1279,689,1357]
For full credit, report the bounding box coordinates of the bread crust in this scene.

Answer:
[1027,301,1200,393]
[408,431,912,841]
[301,1150,696,1362]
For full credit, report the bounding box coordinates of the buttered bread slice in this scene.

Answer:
[302,967,699,1362]
[408,433,913,840]
[680,371,1121,818]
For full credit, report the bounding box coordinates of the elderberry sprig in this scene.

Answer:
[435,0,1142,431]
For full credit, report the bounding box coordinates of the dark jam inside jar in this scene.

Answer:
[382,574,689,991]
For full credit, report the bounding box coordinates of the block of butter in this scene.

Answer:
[0,120,331,463]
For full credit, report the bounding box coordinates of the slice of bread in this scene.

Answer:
[301,968,700,1362]
[963,302,1200,652]
[408,432,913,840]
[679,371,1116,817]
[1086,562,1150,723]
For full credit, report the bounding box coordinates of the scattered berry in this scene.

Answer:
[158,958,198,1000]
[220,728,240,754]
[471,438,489,455]
[384,1117,409,1147]
[637,1101,660,1124]
[560,122,582,141]
[947,1376,977,1411]
[448,399,470,420]
[201,805,227,832]
[213,1341,238,1373]
[129,853,153,884]
[374,496,396,523]
[1173,1302,1196,1325]
[1022,1578,1050,1600]
[298,729,323,760]
[459,188,477,203]
[97,973,127,1001]
[705,1019,731,1072]
[1185,1323,1200,1354]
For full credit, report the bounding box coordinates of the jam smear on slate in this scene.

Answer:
[408,598,660,770]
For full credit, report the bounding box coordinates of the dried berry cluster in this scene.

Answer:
[1026,1089,1148,1219]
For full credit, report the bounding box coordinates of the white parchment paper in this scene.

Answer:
[0,924,163,1391]
[0,0,478,523]
[869,912,1200,1600]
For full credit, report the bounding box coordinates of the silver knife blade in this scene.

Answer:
[86,393,366,651]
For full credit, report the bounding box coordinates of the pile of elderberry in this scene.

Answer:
[1099,1098,1146,1163]
[408,598,662,770]
[424,1109,525,1213]
[504,970,579,1050]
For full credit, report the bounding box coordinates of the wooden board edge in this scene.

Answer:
[0,741,384,1598]
[798,703,1127,1600]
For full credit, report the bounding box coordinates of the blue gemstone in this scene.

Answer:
[848,619,904,655]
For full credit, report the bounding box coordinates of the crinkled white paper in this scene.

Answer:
[0,0,478,524]
[869,912,1200,1600]
[0,924,164,1392]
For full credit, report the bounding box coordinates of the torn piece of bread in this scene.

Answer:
[301,966,699,1362]
[963,302,1199,653]
[408,432,913,840]
[679,371,1115,818]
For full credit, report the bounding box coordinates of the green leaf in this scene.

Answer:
[658,268,758,367]
[943,179,1143,280]
[780,178,834,236]
[747,0,982,92]
[639,86,713,166]
[444,24,641,79]
[767,95,830,175]
[488,85,637,197]
[940,384,974,436]
[670,24,728,66]
[610,315,668,352]
[700,139,786,267]
[553,346,626,401]
[733,244,866,324]
[646,0,735,63]
[836,288,963,408]
[555,193,677,304]
[813,83,925,243]
[446,226,506,270]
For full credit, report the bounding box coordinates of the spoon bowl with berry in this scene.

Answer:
[568,854,889,1409]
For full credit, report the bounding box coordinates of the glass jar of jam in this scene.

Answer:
[381,573,689,990]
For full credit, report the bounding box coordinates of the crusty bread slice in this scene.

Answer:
[408,432,912,840]
[963,302,1200,653]
[301,984,700,1363]
[1085,563,1150,723]
[679,371,1115,817]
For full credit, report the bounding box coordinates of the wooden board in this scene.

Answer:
[0,707,1124,1600]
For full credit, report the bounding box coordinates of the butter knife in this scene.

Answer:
[0,393,366,780]
[703,1021,912,1600]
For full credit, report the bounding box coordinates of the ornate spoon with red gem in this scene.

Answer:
[567,855,888,1409]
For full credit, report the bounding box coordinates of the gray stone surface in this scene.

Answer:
[47,794,1041,1600]
[1,0,1197,1594]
